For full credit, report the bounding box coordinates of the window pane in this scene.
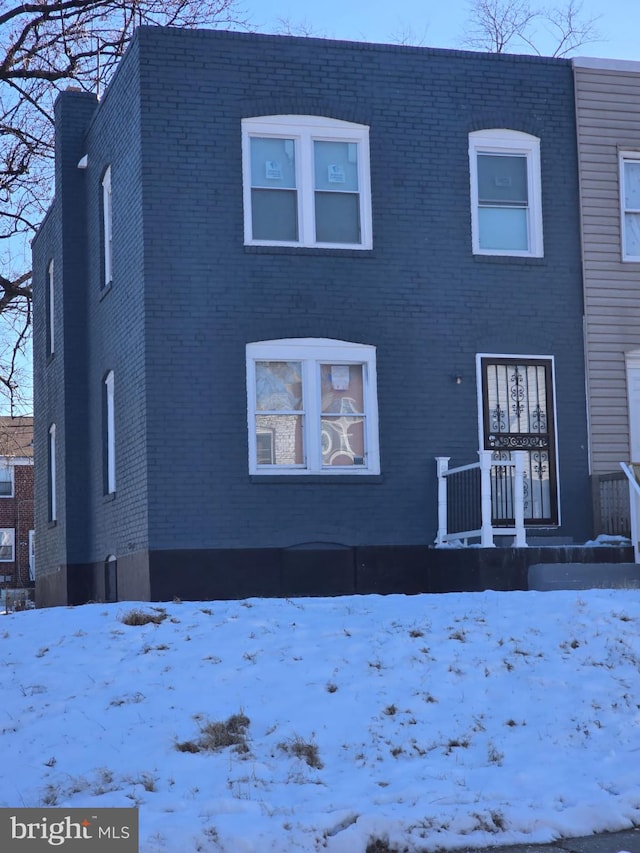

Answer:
[314,141,359,192]
[478,154,528,204]
[250,137,296,189]
[0,530,12,561]
[320,364,364,412]
[315,192,360,243]
[321,417,365,466]
[255,415,304,464]
[0,465,11,495]
[255,361,302,411]
[251,189,298,241]
[478,206,528,251]
[625,161,640,210]
[625,212,640,258]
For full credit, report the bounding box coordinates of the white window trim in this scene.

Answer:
[0,458,14,498]
[242,115,372,250]
[619,151,640,262]
[49,424,57,523]
[102,166,113,285]
[47,258,55,355]
[246,338,380,475]
[0,528,15,562]
[104,370,116,494]
[469,129,543,258]
[28,530,35,581]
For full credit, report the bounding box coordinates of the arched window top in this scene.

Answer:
[241,116,372,250]
[246,338,379,476]
[469,129,543,258]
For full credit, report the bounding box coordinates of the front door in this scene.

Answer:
[480,357,558,526]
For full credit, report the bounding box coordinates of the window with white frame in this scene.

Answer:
[47,259,55,355]
[102,166,113,286]
[246,339,380,475]
[242,116,372,249]
[0,529,14,562]
[104,370,116,494]
[0,459,13,497]
[48,424,56,522]
[469,129,543,257]
[620,152,640,261]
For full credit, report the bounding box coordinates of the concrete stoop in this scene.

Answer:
[528,562,640,591]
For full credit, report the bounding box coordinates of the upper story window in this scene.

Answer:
[620,152,640,261]
[242,116,372,249]
[47,259,55,356]
[102,166,113,286]
[0,459,13,497]
[469,129,543,258]
[246,339,380,475]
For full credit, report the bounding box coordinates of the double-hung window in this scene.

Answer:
[620,152,640,261]
[0,459,13,497]
[104,371,116,495]
[242,116,372,249]
[0,529,14,562]
[47,259,55,356]
[246,339,380,475]
[102,166,113,286]
[469,129,543,257]
[48,424,56,523]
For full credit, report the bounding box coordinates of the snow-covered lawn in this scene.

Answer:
[1,590,640,852]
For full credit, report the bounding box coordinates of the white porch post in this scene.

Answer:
[513,450,527,547]
[479,450,495,547]
[630,481,640,563]
[435,457,450,546]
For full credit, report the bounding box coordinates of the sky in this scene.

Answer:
[2,588,640,852]
[245,0,639,61]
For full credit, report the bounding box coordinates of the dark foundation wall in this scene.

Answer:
[37,544,634,607]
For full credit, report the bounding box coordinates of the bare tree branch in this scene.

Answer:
[0,0,251,414]
[462,0,600,56]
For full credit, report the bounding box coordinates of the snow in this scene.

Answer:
[1,589,640,852]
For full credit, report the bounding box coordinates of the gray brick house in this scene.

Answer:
[32,27,596,606]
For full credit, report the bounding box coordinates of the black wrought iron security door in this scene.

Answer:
[481,358,558,526]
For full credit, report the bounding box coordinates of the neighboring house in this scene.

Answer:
[32,28,596,607]
[573,58,640,538]
[0,416,35,593]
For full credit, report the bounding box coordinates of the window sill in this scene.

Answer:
[46,352,55,366]
[99,281,113,301]
[250,474,383,484]
[47,521,57,529]
[245,245,375,259]
[473,254,544,266]
[103,491,116,503]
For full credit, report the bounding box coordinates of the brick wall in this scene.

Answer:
[33,28,593,593]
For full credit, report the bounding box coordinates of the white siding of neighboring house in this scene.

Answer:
[574,59,640,474]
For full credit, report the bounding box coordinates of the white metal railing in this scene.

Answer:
[620,462,640,562]
[436,450,528,547]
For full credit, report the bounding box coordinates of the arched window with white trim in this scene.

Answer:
[469,129,543,257]
[246,339,380,475]
[242,116,372,249]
